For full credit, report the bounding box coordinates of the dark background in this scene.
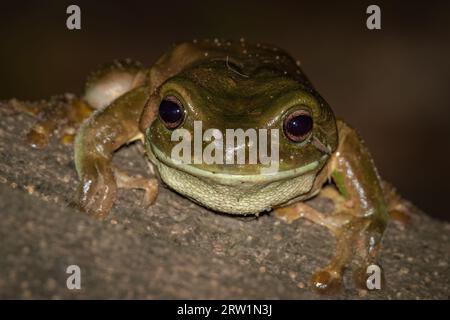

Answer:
[0,0,449,221]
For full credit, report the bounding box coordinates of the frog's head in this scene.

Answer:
[143,43,338,214]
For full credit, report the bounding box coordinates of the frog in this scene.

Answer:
[19,39,409,293]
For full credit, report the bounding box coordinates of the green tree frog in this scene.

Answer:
[24,39,409,293]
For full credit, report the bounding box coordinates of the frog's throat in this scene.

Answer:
[147,143,322,185]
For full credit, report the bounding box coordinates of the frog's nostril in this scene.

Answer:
[159,95,185,129]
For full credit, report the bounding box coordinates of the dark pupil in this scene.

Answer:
[286,115,313,138]
[159,99,183,126]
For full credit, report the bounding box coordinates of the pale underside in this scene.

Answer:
[146,142,323,215]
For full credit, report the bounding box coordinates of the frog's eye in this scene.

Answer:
[159,95,185,129]
[283,110,313,142]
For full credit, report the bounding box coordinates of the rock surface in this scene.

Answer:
[0,99,448,299]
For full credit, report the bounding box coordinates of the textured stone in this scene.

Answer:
[0,100,448,299]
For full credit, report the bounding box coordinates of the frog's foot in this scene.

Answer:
[73,157,118,219]
[310,226,354,294]
[274,202,353,293]
[73,162,159,219]
[382,181,411,228]
[274,202,349,232]
[273,204,305,224]
[275,201,387,294]
[115,167,159,207]
[319,185,354,213]
[311,268,343,294]
[26,95,94,148]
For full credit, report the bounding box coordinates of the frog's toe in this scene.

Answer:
[311,269,343,294]
[141,178,159,207]
[60,133,76,145]
[273,206,302,224]
[383,181,411,229]
[26,125,50,149]
[114,168,159,208]
[388,209,410,229]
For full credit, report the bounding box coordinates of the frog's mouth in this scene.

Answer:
[148,143,323,185]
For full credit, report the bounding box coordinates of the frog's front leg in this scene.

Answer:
[74,86,156,218]
[114,167,159,207]
[276,120,389,293]
[276,201,357,293]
